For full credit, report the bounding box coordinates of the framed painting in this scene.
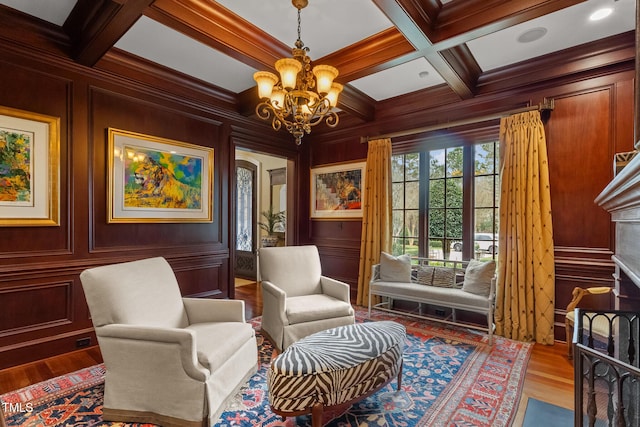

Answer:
[107,128,214,223]
[311,161,365,219]
[0,106,60,226]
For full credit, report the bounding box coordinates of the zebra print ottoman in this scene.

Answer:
[267,320,406,426]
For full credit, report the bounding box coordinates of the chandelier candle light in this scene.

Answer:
[253,0,343,145]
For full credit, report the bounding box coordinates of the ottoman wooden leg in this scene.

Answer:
[311,402,323,427]
[397,364,403,391]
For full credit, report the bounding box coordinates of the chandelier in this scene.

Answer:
[253,0,343,145]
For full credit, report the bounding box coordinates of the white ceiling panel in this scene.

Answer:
[0,0,77,26]
[350,57,446,101]
[115,16,258,93]
[467,0,635,71]
[214,0,393,58]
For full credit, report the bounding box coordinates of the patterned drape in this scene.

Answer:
[356,138,392,306]
[496,110,556,344]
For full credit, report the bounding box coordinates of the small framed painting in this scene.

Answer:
[107,128,214,223]
[311,161,365,219]
[0,106,60,226]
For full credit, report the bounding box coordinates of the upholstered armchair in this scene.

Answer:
[259,245,355,351]
[80,257,258,427]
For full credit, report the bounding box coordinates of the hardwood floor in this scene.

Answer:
[0,283,574,424]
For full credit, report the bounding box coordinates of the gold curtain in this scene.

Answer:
[356,138,392,306]
[496,110,555,344]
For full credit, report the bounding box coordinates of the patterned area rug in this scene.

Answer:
[1,309,532,427]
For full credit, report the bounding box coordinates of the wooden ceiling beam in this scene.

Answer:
[433,0,587,49]
[373,0,477,99]
[65,0,155,66]
[148,0,289,71]
[317,28,417,82]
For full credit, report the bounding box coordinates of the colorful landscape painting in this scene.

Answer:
[0,128,33,203]
[123,145,203,210]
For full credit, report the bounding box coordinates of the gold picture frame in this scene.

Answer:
[107,128,214,223]
[310,161,365,219]
[0,106,60,226]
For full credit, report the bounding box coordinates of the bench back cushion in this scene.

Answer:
[462,259,496,296]
[379,252,411,282]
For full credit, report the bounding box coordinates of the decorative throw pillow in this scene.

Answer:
[379,252,412,282]
[462,259,496,296]
[431,267,456,287]
[416,266,435,285]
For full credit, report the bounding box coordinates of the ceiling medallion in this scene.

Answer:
[253,0,343,145]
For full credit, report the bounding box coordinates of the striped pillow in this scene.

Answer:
[431,267,456,287]
[416,266,435,285]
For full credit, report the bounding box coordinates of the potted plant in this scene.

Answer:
[258,207,285,247]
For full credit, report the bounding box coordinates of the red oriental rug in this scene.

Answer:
[1,309,532,426]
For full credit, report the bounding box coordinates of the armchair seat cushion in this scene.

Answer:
[187,322,256,371]
[286,294,354,324]
[565,311,615,338]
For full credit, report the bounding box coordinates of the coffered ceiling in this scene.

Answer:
[0,0,635,123]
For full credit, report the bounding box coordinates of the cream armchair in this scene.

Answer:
[259,245,355,351]
[80,257,258,427]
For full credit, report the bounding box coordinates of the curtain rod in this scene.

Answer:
[360,97,555,143]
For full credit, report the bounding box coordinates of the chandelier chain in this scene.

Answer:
[297,9,302,44]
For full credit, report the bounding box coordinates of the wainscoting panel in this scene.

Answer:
[317,245,361,288]
[0,281,73,337]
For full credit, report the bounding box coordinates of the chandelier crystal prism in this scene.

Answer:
[253,0,343,145]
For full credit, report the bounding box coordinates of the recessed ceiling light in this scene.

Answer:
[590,7,613,21]
[517,27,548,43]
[418,71,430,78]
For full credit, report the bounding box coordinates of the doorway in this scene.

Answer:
[234,149,288,282]
[235,160,257,280]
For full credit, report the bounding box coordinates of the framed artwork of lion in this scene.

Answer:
[107,128,213,223]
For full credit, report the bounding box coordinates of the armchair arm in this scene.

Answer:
[320,276,351,303]
[96,324,207,381]
[183,298,246,324]
[261,280,288,325]
[566,286,612,313]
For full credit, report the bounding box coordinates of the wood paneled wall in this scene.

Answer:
[0,33,292,369]
[304,70,636,341]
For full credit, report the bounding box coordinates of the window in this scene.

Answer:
[428,147,463,259]
[474,142,499,257]
[391,153,419,256]
[391,141,499,260]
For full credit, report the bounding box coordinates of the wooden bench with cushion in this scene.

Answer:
[368,253,496,344]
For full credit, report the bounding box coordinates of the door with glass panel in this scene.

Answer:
[235,160,257,279]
